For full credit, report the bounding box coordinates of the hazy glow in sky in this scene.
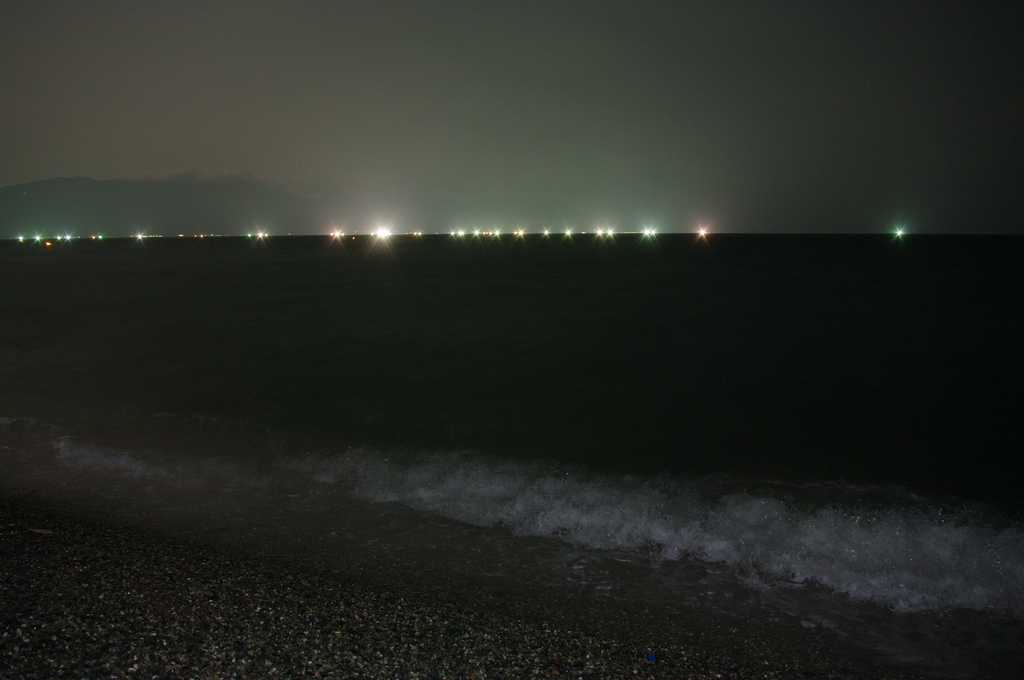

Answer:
[1,1,1020,233]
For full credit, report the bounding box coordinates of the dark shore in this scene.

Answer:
[1,495,928,680]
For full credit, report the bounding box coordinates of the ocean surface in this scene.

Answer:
[2,233,1023,677]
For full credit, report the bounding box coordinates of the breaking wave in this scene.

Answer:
[293,449,1024,616]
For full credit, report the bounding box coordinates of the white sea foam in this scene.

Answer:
[294,449,1024,616]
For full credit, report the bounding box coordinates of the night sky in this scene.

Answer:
[2,1,1021,233]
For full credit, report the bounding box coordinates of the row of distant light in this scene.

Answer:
[16,234,104,242]
[284,226,903,239]
[324,227,910,239]
[442,227,663,237]
[18,228,703,240]
[328,227,676,239]
[259,226,903,239]
[18,227,909,241]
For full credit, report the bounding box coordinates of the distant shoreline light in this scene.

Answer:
[3,226,937,242]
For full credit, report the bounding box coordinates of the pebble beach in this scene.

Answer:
[0,495,928,680]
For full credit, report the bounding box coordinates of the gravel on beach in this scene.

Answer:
[1,496,927,680]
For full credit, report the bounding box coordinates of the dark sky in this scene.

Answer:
[1,1,1020,232]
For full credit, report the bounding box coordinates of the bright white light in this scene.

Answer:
[35,235,41,241]
[543,229,549,236]
[136,234,144,240]
[376,228,390,238]
[699,227,707,237]
[473,229,480,236]
[256,231,266,239]
[457,230,465,237]
[17,236,23,242]
[896,228,904,237]
[565,229,572,236]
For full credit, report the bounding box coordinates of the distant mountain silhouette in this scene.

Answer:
[0,176,323,238]
[0,176,594,238]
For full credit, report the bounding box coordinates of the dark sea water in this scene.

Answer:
[2,233,1023,677]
